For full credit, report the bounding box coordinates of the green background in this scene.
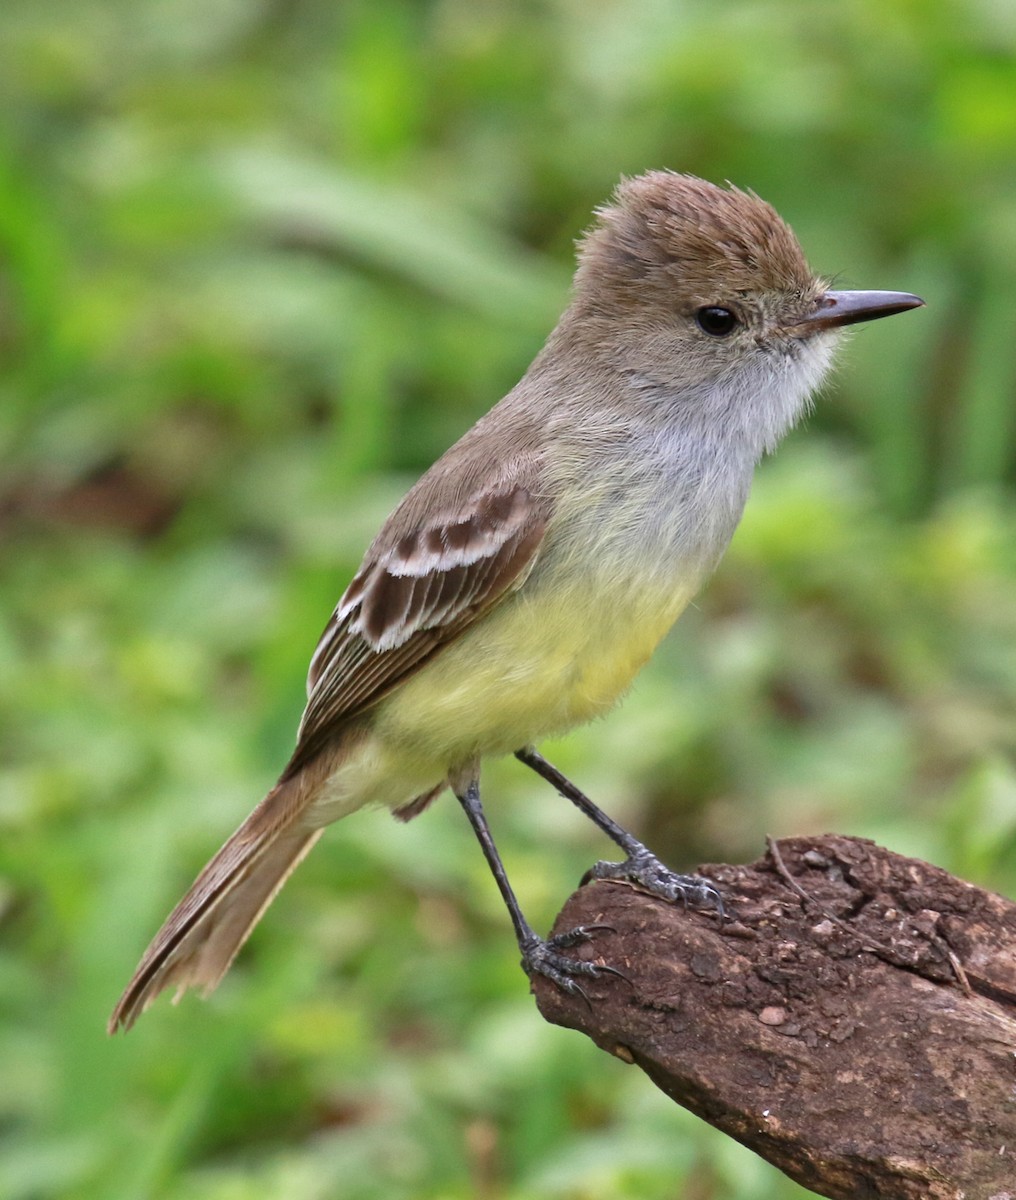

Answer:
[3,1,1016,1197]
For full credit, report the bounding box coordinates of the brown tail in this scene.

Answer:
[108,776,324,1033]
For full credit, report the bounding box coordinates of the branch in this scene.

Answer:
[532,835,1016,1200]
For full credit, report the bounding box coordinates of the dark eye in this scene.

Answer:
[695,306,738,337]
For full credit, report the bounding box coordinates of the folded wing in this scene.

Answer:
[287,484,551,776]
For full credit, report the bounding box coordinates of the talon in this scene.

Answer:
[560,978,590,1005]
[597,962,631,985]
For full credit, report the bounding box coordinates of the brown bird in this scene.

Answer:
[109,172,923,1032]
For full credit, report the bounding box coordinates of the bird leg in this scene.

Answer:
[514,746,723,913]
[454,777,620,995]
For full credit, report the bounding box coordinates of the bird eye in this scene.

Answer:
[695,306,738,337]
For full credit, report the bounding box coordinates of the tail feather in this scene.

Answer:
[108,778,323,1033]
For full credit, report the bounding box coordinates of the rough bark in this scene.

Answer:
[532,835,1016,1200]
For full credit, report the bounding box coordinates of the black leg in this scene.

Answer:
[454,777,619,995]
[514,746,723,912]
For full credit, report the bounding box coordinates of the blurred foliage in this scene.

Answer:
[1,0,1015,1197]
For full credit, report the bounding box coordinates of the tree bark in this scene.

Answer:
[532,835,1016,1200]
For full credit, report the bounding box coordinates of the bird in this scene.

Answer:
[109,171,923,1032]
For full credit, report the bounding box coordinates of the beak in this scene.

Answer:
[789,290,925,335]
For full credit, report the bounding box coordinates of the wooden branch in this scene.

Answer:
[532,835,1016,1200]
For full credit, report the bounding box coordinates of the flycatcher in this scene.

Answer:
[109,172,923,1031]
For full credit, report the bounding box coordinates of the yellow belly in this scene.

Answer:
[374,572,696,763]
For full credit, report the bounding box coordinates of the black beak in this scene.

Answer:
[790,290,925,335]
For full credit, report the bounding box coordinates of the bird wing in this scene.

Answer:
[284,483,550,776]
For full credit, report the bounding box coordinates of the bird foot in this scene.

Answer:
[586,850,724,914]
[520,925,623,998]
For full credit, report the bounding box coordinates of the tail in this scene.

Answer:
[108,776,324,1033]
